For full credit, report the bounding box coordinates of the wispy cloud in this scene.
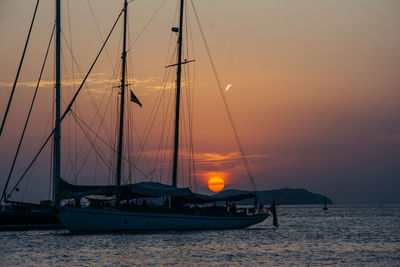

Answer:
[0,74,118,89]
[0,72,181,97]
[144,81,188,92]
[0,74,163,92]
[130,149,271,167]
[194,151,270,164]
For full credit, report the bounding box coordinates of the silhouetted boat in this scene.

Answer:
[0,1,62,230]
[57,0,268,231]
[1,0,269,232]
[323,197,328,210]
[0,201,61,230]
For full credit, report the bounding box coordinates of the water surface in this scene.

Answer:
[1,205,399,266]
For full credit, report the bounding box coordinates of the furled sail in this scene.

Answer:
[59,179,256,204]
[58,179,192,199]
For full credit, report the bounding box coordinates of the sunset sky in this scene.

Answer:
[0,0,399,204]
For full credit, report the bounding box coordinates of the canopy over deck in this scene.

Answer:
[59,179,255,204]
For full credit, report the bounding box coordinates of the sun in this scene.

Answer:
[208,176,225,192]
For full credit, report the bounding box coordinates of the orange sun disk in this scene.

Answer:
[208,176,225,192]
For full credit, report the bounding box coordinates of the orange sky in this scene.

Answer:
[0,0,399,203]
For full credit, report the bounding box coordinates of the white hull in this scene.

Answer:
[58,207,268,232]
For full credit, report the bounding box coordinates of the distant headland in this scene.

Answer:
[215,188,334,205]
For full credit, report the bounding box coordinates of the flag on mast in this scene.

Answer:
[130,90,142,107]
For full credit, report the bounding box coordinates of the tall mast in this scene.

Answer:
[53,0,61,205]
[115,0,128,207]
[172,0,184,187]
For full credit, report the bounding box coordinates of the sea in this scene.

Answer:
[1,204,399,266]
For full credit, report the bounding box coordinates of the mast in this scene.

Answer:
[115,0,128,207]
[172,0,184,187]
[53,0,61,206]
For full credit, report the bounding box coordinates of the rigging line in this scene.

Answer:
[126,92,132,184]
[190,0,257,192]
[60,30,115,178]
[126,12,134,184]
[126,0,167,53]
[153,72,173,182]
[60,8,122,126]
[79,88,113,163]
[109,65,121,183]
[66,0,78,182]
[21,160,34,202]
[59,39,75,177]
[69,110,115,176]
[70,110,150,179]
[187,59,197,191]
[163,3,177,67]
[184,1,190,63]
[63,20,121,139]
[181,83,190,188]
[126,101,154,181]
[150,65,177,181]
[128,6,176,180]
[86,0,117,73]
[49,137,53,200]
[136,43,177,160]
[186,71,195,190]
[180,66,188,186]
[161,85,176,185]
[60,31,113,135]
[187,5,196,68]
[186,12,197,191]
[181,39,192,188]
[49,52,56,201]
[94,153,98,185]
[1,25,55,203]
[184,63,194,189]
[132,53,175,168]
[182,2,192,187]
[136,82,167,169]
[59,89,113,181]
[8,11,123,196]
[152,69,175,182]
[0,0,40,137]
[186,7,196,125]
[60,25,120,163]
[69,109,114,175]
[72,92,113,179]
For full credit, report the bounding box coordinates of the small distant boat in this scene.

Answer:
[323,197,328,210]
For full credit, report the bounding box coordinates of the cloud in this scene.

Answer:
[377,134,400,141]
[189,151,274,171]
[144,81,175,91]
[0,74,117,89]
[130,149,271,168]
[0,74,160,92]
[196,151,241,162]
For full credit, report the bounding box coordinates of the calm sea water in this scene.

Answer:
[1,205,399,266]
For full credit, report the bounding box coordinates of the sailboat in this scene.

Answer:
[57,0,268,232]
[0,0,62,230]
[2,0,268,231]
[323,197,328,210]
[0,201,61,230]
